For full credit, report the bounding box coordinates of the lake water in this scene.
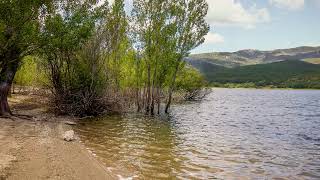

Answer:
[75,89,320,179]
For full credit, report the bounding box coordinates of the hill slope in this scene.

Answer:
[194,60,320,89]
[189,46,320,68]
[184,57,227,73]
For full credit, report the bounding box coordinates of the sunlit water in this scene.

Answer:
[75,89,320,179]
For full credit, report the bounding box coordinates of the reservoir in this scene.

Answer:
[75,89,320,179]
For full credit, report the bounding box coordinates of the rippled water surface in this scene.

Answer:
[75,89,320,179]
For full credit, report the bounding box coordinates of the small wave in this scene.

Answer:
[297,134,320,142]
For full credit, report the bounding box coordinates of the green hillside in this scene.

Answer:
[200,60,320,89]
[184,58,227,73]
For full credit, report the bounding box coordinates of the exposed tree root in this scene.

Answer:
[12,114,34,120]
[0,114,15,121]
[0,113,34,121]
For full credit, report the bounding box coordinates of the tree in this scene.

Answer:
[0,0,109,116]
[0,0,51,116]
[39,0,110,116]
[1,0,209,117]
[132,0,209,114]
[165,0,209,113]
[132,0,176,114]
[103,0,129,90]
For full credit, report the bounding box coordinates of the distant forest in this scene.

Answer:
[189,60,320,89]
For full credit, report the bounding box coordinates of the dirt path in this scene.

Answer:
[0,94,117,180]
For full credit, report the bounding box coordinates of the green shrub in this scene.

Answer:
[14,56,48,87]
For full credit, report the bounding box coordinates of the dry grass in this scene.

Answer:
[303,58,320,64]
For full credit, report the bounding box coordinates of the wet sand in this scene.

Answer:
[0,94,116,180]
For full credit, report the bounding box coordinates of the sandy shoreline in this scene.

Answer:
[0,94,117,180]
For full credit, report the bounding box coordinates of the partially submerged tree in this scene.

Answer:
[132,0,209,114]
[165,0,209,113]
[132,0,172,114]
[175,65,209,101]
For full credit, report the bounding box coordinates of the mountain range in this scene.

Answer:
[186,46,320,88]
[187,46,320,68]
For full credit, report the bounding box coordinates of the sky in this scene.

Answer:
[111,0,320,54]
[193,0,320,53]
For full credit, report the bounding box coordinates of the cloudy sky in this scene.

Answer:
[192,0,320,53]
[115,0,320,53]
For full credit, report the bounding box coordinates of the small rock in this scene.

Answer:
[63,130,75,142]
[64,121,77,125]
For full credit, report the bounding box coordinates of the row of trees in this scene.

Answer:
[0,0,209,117]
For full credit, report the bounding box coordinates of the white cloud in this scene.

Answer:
[204,32,225,44]
[206,0,270,29]
[269,0,305,10]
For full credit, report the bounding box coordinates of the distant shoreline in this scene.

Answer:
[209,85,320,90]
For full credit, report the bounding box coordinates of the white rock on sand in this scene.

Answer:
[63,130,75,142]
[64,121,77,125]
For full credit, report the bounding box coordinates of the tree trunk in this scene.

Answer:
[0,60,20,116]
[165,61,180,114]
[150,74,157,116]
[8,85,12,97]
[136,87,141,112]
[150,86,155,115]
[142,85,146,110]
[0,83,12,116]
[150,56,159,116]
[145,64,151,114]
[157,87,160,115]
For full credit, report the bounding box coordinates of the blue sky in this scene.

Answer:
[192,0,320,54]
[115,0,320,54]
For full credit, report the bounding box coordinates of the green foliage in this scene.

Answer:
[0,0,48,50]
[119,50,140,88]
[175,66,209,101]
[0,0,53,87]
[132,0,209,113]
[37,1,111,116]
[176,66,206,92]
[14,56,47,87]
[2,0,209,116]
